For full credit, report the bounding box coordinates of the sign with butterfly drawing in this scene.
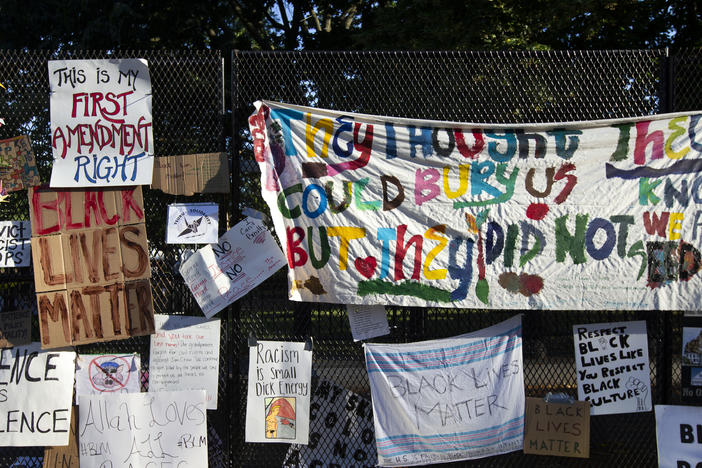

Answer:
[166,203,219,244]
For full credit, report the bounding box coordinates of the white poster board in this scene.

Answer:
[78,390,208,467]
[180,216,286,318]
[166,203,219,244]
[149,314,221,409]
[346,304,390,342]
[0,221,30,267]
[573,320,651,415]
[48,59,154,187]
[655,404,702,468]
[245,340,312,444]
[0,343,75,446]
[365,315,524,466]
[75,354,141,402]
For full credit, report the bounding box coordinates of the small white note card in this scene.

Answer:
[346,304,390,342]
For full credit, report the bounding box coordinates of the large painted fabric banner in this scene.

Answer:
[364,315,524,466]
[250,101,702,310]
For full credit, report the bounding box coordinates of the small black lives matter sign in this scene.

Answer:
[523,397,590,458]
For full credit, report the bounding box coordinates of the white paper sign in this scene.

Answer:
[655,405,702,468]
[0,221,30,267]
[245,340,313,444]
[365,315,524,466]
[346,304,390,341]
[75,354,141,402]
[180,216,286,318]
[78,390,208,468]
[48,59,154,187]
[149,314,221,409]
[0,343,75,446]
[573,320,651,415]
[166,203,219,244]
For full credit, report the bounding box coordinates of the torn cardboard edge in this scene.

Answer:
[151,152,229,196]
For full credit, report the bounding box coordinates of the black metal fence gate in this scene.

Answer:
[0,48,700,467]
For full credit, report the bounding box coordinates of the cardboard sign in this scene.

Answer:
[43,406,79,468]
[29,186,155,349]
[151,152,229,195]
[166,203,219,244]
[78,390,208,467]
[365,315,524,466]
[0,135,41,193]
[180,216,286,318]
[75,354,141,401]
[0,310,31,348]
[681,316,702,404]
[523,398,590,458]
[0,343,76,446]
[573,320,651,415]
[149,314,221,409]
[245,340,313,444]
[0,221,31,267]
[655,405,702,468]
[284,378,377,467]
[48,59,154,187]
[346,304,390,342]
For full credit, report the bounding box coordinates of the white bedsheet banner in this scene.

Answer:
[250,101,702,310]
[364,315,524,466]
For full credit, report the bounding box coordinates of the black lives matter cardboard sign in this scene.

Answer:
[523,397,590,458]
[29,186,155,349]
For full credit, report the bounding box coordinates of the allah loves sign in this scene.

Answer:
[48,59,154,188]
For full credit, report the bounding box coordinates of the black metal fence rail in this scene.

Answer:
[0,48,700,467]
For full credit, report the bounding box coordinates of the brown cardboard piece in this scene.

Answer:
[523,397,590,458]
[0,309,31,348]
[151,152,229,195]
[0,135,41,193]
[43,406,79,468]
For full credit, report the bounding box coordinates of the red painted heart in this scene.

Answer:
[354,256,377,279]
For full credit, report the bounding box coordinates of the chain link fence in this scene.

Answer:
[0,48,700,467]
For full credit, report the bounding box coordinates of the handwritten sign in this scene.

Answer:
[0,310,31,348]
[346,304,390,342]
[245,340,313,444]
[573,320,651,415]
[78,390,208,467]
[149,314,221,409]
[29,186,155,349]
[250,101,702,311]
[681,317,702,404]
[364,315,524,466]
[0,221,30,268]
[151,153,229,195]
[523,397,590,458]
[0,135,41,193]
[283,377,377,467]
[166,203,219,244]
[655,405,702,468]
[180,216,286,318]
[43,406,79,468]
[75,354,141,402]
[0,343,75,446]
[48,59,153,187]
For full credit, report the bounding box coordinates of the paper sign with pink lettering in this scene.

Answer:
[249,101,702,310]
[48,59,153,187]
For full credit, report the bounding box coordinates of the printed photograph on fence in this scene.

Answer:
[364,315,524,466]
[250,101,702,311]
[166,202,219,244]
[29,186,155,348]
[346,304,390,341]
[655,405,702,468]
[0,343,75,446]
[149,314,221,409]
[283,377,377,467]
[245,340,313,444]
[523,397,590,458]
[74,353,141,402]
[0,135,41,193]
[0,310,31,348]
[78,390,207,467]
[573,320,651,415]
[43,406,79,468]
[48,59,153,187]
[0,221,30,267]
[179,216,286,318]
[681,316,702,404]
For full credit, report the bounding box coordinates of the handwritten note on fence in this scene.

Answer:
[78,390,208,468]
[0,221,30,267]
[0,310,31,348]
[149,314,221,409]
[573,320,651,415]
[523,397,590,458]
